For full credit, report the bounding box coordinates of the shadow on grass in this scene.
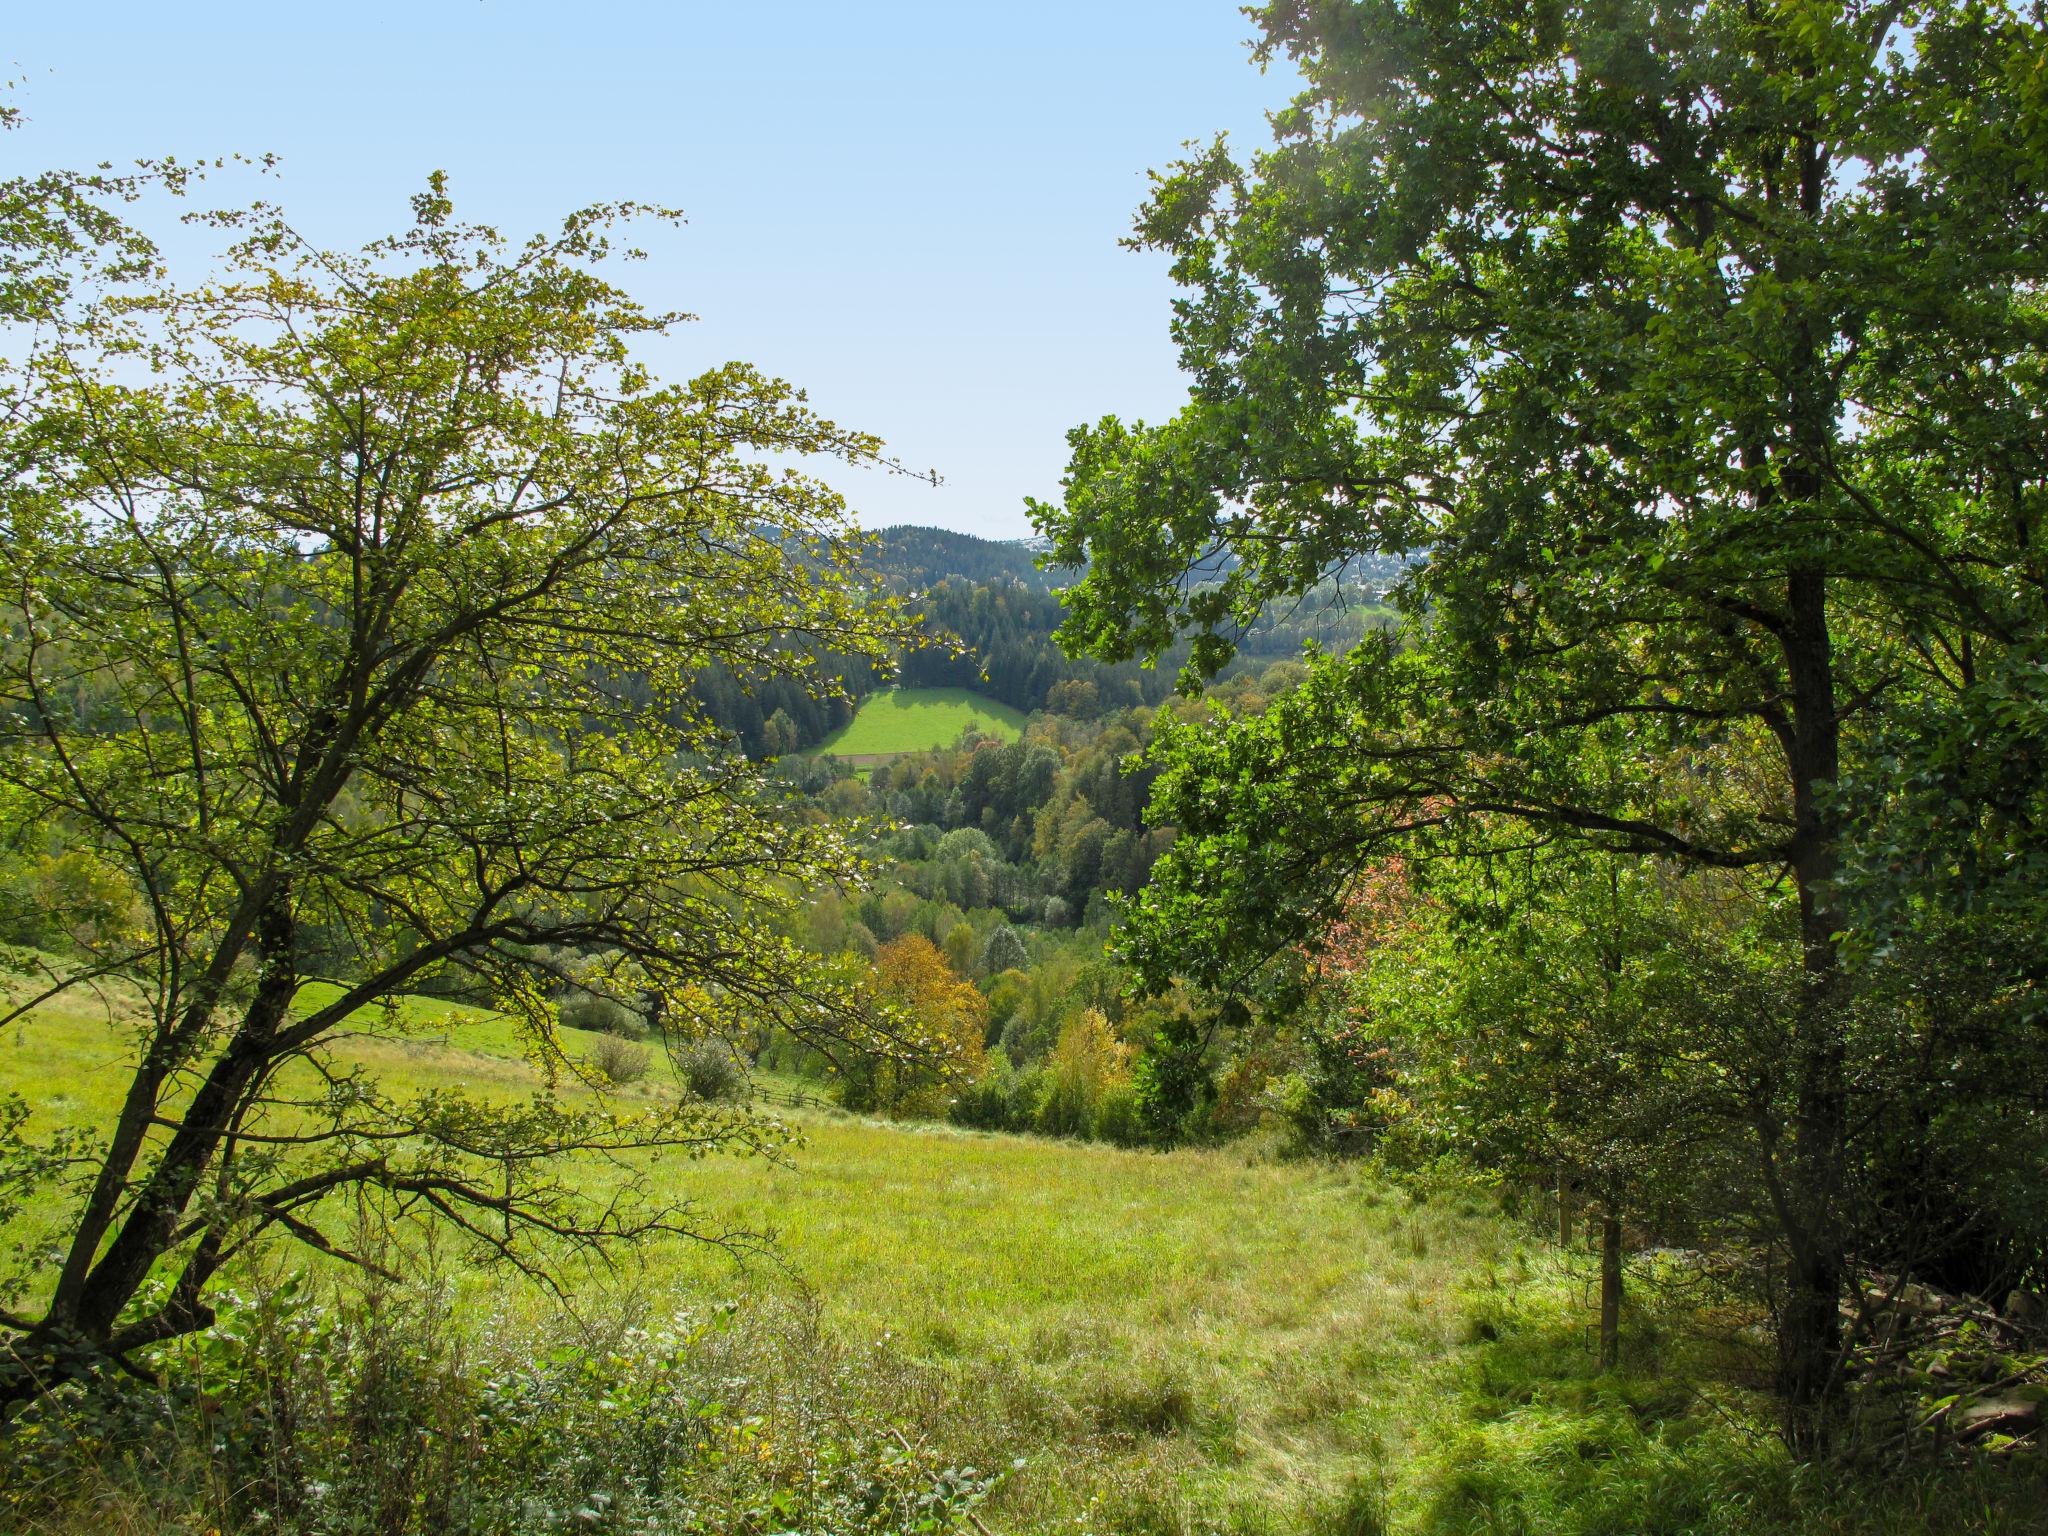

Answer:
[1399,1302,2048,1536]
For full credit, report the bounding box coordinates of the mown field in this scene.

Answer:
[811,686,1027,765]
[3,980,2043,1535]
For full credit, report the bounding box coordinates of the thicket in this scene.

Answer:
[0,1279,1011,1536]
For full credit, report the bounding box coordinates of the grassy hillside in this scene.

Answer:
[812,686,1026,763]
[3,982,2039,1534]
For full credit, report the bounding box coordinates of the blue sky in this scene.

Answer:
[7,2,1299,538]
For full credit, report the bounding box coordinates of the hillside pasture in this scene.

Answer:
[811,686,1026,769]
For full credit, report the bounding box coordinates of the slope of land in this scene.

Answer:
[871,525,1077,592]
[810,685,1026,766]
[6,977,2038,1534]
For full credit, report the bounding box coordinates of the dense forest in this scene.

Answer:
[869,524,1076,591]
[688,534,1395,756]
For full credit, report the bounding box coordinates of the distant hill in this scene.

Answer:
[690,526,1406,760]
[869,526,1079,593]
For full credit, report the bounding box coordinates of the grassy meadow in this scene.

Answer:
[812,687,1027,765]
[4,978,2043,1536]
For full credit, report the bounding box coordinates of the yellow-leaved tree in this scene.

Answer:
[841,936,988,1117]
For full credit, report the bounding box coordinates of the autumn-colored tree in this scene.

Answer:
[1040,1008,1133,1139]
[841,936,988,1117]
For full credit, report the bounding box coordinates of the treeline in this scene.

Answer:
[897,576,1394,721]
[688,526,1397,756]
[689,659,869,760]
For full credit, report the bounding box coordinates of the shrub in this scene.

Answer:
[950,1049,1019,1132]
[673,1038,748,1102]
[1130,1008,1214,1147]
[1007,1064,1050,1129]
[558,990,646,1038]
[1094,1083,1145,1147]
[586,1032,651,1086]
[0,1280,1017,1536]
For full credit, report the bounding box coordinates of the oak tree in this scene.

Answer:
[1033,0,2048,1440]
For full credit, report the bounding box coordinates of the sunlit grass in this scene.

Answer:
[5,979,2043,1534]
[811,686,1027,761]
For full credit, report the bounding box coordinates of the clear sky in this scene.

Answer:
[6,2,1299,539]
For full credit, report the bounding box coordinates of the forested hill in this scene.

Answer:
[690,526,1398,757]
[869,525,1077,592]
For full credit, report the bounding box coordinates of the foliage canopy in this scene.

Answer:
[0,158,926,1380]
[1033,0,2048,1436]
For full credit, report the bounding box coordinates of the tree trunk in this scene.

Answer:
[37,891,298,1361]
[1777,564,1849,1450]
[1599,1206,1623,1373]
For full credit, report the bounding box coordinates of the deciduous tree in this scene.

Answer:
[1033,0,2048,1442]
[842,934,988,1116]
[0,159,925,1388]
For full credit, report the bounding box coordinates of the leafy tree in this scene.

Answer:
[0,167,925,1387]
[842,935,989,1116]
[942,920,979,978]
[760,708,801,758]
[1032,0,2048,1440]
[1039,1008,1133,1140]
[1128,1001,1215,1148]
[1347,849,1783,1371]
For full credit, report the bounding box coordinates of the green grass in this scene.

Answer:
[811,686,1026,761]
[4,979,2045,1535]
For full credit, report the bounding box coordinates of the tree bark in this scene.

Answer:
[43,889,298,1355]
[1777,564,1849,1449]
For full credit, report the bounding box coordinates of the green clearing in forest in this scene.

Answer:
[811,686,1026,763]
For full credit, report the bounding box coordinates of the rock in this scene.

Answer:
[2004,1289,2044,1327]
[1898,1282,1947,1315]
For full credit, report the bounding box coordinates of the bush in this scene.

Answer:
[586,1033,651,1086]
[1094,1083,1145,1147]
[673,1038,748,1102]
[558,990,646,1038]
[1007,1064,1050,1129]
[950,1049,1019,1131]
[1130,1008,1214,1147]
